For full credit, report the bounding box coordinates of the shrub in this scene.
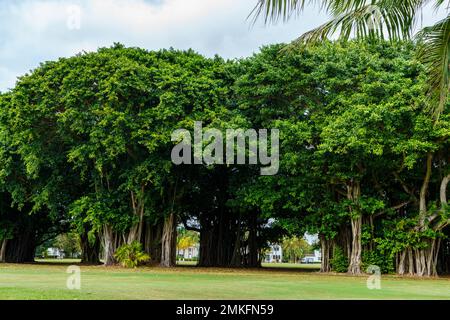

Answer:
[114,241,150,268]
[362,250,395,274]
[330,246,348,273]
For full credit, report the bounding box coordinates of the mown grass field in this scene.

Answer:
[176,260,322,269]
[0,261,449,300]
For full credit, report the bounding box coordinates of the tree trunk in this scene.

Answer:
[348,215,362,274]
[418,153,433,228]
[102,224,116,266]
[395,154,444,277]
[397,251,406,275]
[407,248,414,275]
[160,212,177,267]
[0,240,7,263]
[80,228,100,265]
[437,231,450,274]
[416,239,440,277]
[230,215,243,267]
[347,180,362,275]
[440,174,449,206]
[198,220,215,267]
[397,239,441,277]
[198,209,239,268]
[320,235,332,273]
[247,211,260,268]
[5,234,36,263]
[127,188,145,244]
[144,221,163,264]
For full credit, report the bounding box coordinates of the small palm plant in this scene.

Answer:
[114,241,150,268]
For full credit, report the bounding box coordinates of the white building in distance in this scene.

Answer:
[264,244,282,263]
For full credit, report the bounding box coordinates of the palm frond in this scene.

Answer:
[250,0,326,24]
[294,0,426,43]
[416,14,450,118]
[251,0,426,28]
[434,0,450,9]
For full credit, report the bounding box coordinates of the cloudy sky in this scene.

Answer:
[0,0,446,92]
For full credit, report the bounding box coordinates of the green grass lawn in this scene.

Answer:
[262,263,321,269]
[175,260,321,270]
[1,261,449,300]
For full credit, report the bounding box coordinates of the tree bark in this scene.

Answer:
[407,248,414,276]
[144,221,163,264]
[348,215,362,274]
[247,211,260,268]
[347,180,362,275]
[160,212,177,267]
[437,233,450,274]
[320,235,332,273]
[80,228,100,265]
[196,213,262,268]
[440,174,449,206]
[198,218,214,267]
[397,239,441,277]
[102,224,116,266]
[397,251,406,275]
[418,153,433,228]
[127,187,145,244]
[0,240,7,263]
[5,234,36,263]
[395,154,445,277]
[230,215,243,267]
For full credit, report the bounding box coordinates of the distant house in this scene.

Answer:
[301,250,321,264]
[264,244,283,263]
[47,248,65,259]
[178,245,199,260]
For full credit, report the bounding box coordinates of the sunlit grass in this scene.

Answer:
[0,261,449,300]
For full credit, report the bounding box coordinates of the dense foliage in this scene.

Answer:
[0,40,448,276]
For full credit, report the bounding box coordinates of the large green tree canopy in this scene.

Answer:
[232,40,449,275]
[0,40,448,276]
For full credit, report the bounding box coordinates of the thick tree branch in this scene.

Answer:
[419,153,433,214]
[440,174,450,206]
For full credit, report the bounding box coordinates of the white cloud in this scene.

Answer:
[0,0,446,92]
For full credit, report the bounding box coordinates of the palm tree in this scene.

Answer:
[251,0,449,117]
